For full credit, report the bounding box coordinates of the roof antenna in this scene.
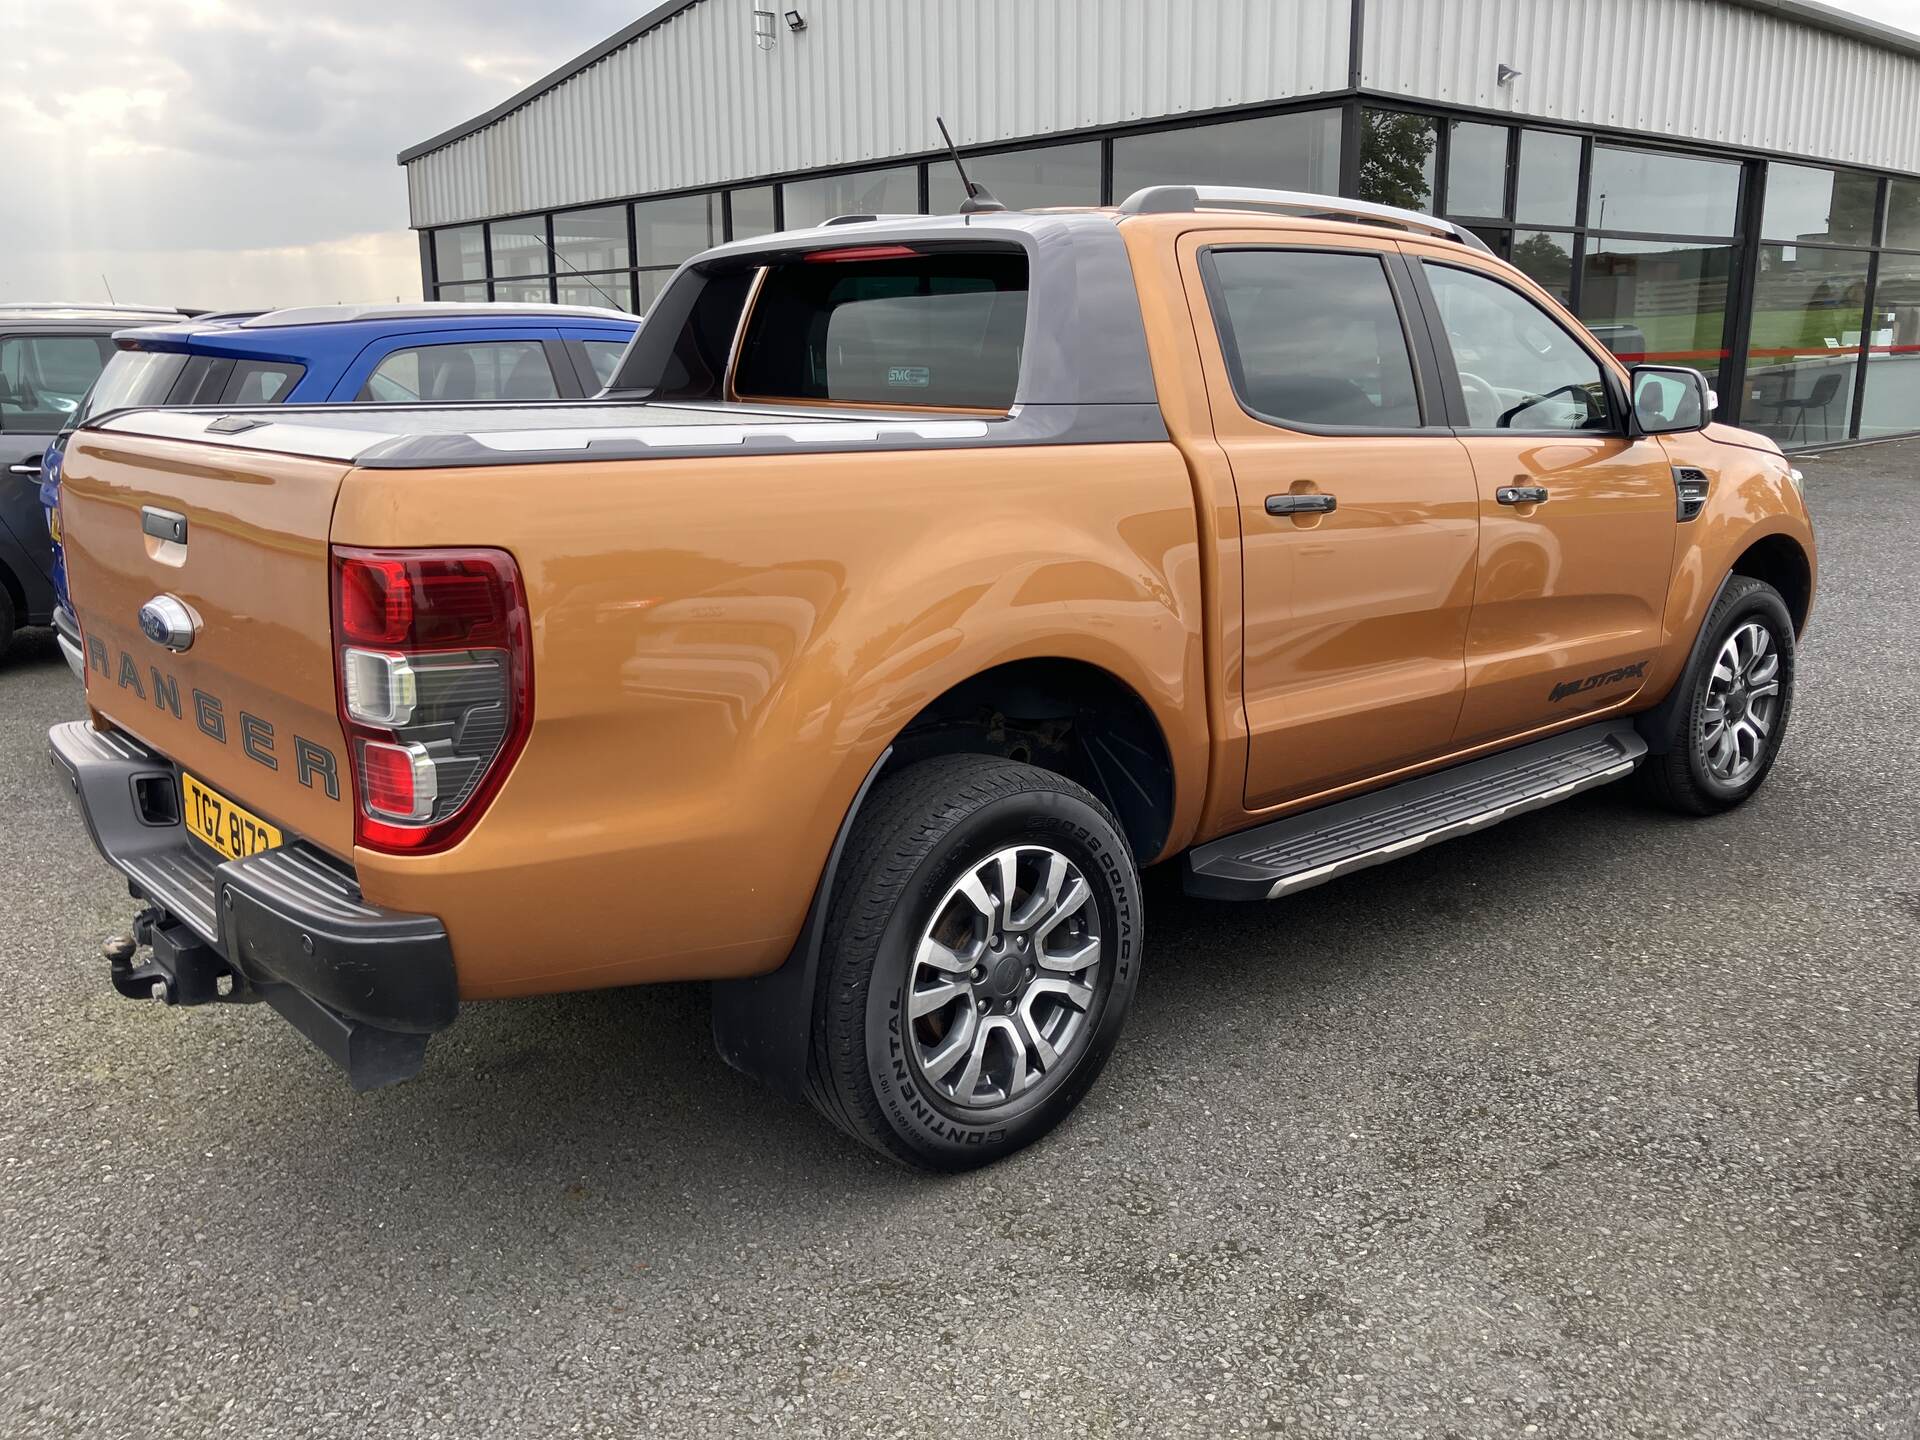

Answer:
[936,116,1005,214]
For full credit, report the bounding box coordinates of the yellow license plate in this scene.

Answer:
[46,508,60,542]
[181,772,283,862]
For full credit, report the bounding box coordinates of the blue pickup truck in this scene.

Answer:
[29,301,638,669]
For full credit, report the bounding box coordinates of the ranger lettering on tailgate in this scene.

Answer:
[85,636,340,801]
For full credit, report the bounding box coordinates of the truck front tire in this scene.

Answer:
[806,755,1143,1170]
[1637,575,1796,815]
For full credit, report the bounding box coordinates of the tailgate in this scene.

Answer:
[60,428,354,857]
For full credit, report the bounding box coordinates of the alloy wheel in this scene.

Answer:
[905,844,1104,1110]
[1700,619,1782,785]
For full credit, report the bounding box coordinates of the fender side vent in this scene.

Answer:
[1673,466,1711,522]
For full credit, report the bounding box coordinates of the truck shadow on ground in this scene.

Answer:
[235,780,1677,1250]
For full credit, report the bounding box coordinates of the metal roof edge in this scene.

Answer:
[1722,0,1920,60]
[395,0,706,165]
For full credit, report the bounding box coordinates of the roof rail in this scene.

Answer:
[1117,185,1494,254]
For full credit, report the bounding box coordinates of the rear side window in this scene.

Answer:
[359,342,559,403]
[0,334,114,430]
[579,339,626,389]
[226,360,304,404]
[1205,249,1424,430]
[732,248,1028,409]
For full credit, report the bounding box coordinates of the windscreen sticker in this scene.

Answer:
[886,366,932,388]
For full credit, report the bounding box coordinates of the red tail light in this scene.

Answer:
[330,547,532,854]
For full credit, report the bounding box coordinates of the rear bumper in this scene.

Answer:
[48,719,458,1088]
[53,605,82,679]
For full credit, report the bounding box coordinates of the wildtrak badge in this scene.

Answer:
[1549,660,1649,703]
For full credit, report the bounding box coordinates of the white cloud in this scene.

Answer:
[1,0,632,306]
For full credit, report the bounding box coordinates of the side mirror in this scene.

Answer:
[1630,364,1713,435]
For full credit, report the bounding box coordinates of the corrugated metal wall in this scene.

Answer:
[404,0,1354,226]
[1362,0,1920,174]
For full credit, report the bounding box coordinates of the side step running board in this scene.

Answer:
[1186,721,1647,901]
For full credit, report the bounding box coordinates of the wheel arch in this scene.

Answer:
[1729,532,1813,635]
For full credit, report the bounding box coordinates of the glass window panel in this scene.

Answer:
[433,225,485,283]
[1207,250,1423,430]
[1742,244,1869,447]
[729,186,777,239]
[489,217,550,277]
[1447,122,1509,218]
[492,277,553,304]
[557,274,633,310]
[634,269,674,312]
[1424,263,1613,431]
[1885,179,1920,250]
[1515,130,1581,226]
[359,341,559,403]
[928,140,1103,212]
[733,250,1027,409]
[579,340,627,389]
[633,193,723,267]
[1762,165,1877,246]
[0,335,113,428]
[1860,254,1920,438]
[1511,230,1575,306]
[1590,145,1741,237]
[780,166,921,229]
[435,282,488,303]
[1114,109,1342,199]
[552,206,629,272]
[224,361,304,405]
[1579,238,1739,398]
[1357,109,1437,211]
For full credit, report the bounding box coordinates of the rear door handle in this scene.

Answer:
[7,463,42,477]
[1266,493,1337,515]
[1496,485,1549,506]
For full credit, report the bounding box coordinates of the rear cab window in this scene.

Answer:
[731,247,1028,410]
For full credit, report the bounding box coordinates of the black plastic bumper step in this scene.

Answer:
[1186,720,1647,900]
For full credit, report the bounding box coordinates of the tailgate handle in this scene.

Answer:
[142,507,188,544]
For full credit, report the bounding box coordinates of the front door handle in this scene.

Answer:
[1266,493,1337,516]
[1496,485,1549,506]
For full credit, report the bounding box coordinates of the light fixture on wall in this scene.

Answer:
[752,8,777,48]
[1496,63,1523,86]
[784,8,806,31]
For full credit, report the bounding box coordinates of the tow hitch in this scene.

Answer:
[105,908,252,1007]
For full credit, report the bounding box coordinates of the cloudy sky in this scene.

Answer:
[3,0,1917,310]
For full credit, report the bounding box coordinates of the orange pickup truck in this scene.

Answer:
[49,187,1814,1170]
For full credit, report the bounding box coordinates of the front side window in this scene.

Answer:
[358,342,559,403]
[1206,248,1423,431]
[733,248,1027,409]
[0,335,114,430]
[1424,262,1613,431]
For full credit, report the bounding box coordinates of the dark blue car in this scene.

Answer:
[34,302,638,670]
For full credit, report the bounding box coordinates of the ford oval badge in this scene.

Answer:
[137,595,197,653]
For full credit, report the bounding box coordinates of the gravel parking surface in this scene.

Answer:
[1,442,1916,1438]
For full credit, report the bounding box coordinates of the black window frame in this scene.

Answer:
[1196,243,1449,437]
[1410,255,1632,438]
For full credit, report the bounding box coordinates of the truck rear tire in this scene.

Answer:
[1636,575,1796,816]
[806,755,1143,1171]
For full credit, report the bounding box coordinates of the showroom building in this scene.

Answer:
[398,0,1920,449]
